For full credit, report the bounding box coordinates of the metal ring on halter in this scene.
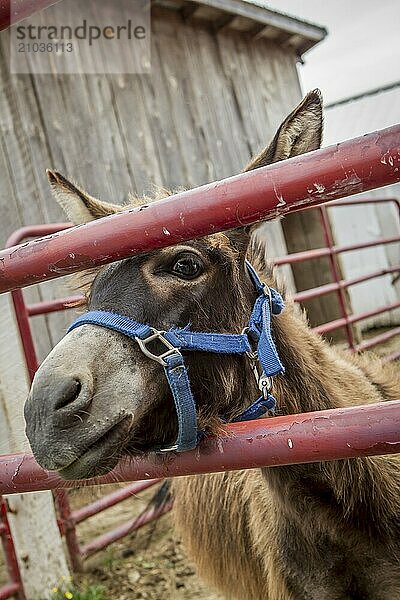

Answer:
[135,329,182,366]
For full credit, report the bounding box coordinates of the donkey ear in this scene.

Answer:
[47,170,121,224]
[244,89,323,172]
[225,90,323,250]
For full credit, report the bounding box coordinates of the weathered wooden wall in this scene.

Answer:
[0,6,307,366]
[281,209,348,341]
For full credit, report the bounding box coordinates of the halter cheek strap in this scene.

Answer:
[67,260,285,453]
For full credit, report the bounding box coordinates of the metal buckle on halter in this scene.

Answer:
[248,359,272,400]
[258,372,272,400]
[136,329,182,452]
[135,329,181,367]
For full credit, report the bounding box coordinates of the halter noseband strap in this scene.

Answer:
[67,260,285,453]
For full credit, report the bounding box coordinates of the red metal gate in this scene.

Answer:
[275,197,400,359]
[0,125,399,597]
[3,191,398,590]
[0,498,25,600]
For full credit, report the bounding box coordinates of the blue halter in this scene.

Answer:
[67,260,285,453]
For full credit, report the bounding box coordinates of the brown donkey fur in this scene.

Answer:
[25,91,400,599]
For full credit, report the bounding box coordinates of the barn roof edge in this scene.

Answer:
[326,81,400,110]
[152,0,327,56]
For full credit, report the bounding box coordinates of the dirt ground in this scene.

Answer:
[70,485,221,600]
[0,333,398,599]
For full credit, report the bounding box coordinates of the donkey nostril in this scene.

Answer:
[54,378,82,410]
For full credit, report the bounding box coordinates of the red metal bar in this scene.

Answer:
[318,205,355,348]
[53,490,83,572]
[4,188,398,305]
[5,223,71,248]
[81,500,173,558]
[383,350,400,363]
[54,481,162,570]
[71,480,160,525]
[0,584,20,600]
[1,125,400,294]
[7,227,76,378]
[6,225,72,379]
[314,300,400,335]
[0,0,62,31]
[9,283,84,574]
[354,327,400,352]
[293,266,400,302]
[274,196,399,353]
[0,499,25,600]
[274,235,400,265]
[27,296,83,316]
[10,289,39,379]
[0,401,399,496]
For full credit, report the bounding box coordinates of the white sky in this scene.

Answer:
[264,0,400,104]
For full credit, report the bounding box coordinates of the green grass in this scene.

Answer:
[101,547,118,571]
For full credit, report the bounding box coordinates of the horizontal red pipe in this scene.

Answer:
[0,0,61,31]
[27,295,84,316]
[355,327,400,352]
[293,265,400,302]
[274,235,400,265]
[8,226,80,318]
[71,479,160,524]
[0,401,399,496]
[383,350,400,363]
[1,125,400,294]
[81,500,173,558]
[0,583,20,600]
[314,300,400,334]
[5,223,71,248]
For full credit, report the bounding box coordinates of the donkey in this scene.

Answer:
[24,90,400,599]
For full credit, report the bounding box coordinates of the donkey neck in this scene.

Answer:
[271,306,343,415]
[255,304,400,532]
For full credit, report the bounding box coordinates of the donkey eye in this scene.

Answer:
[170,254,203,280]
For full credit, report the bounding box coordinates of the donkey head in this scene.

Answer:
[24,91,323,479]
